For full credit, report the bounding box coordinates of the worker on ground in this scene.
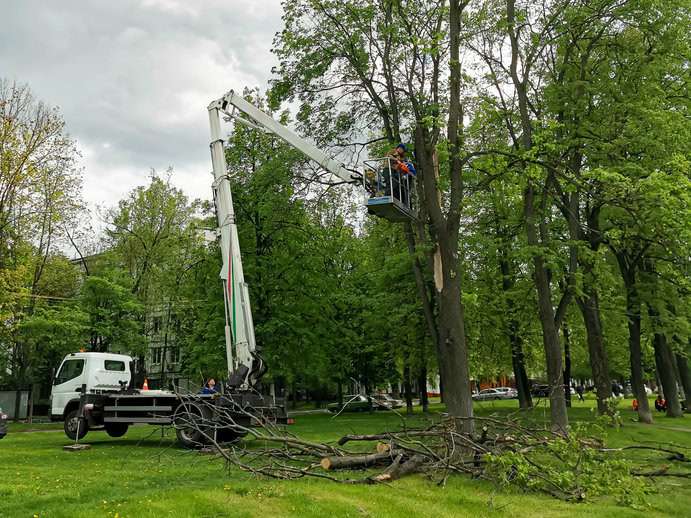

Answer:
[384,143,416,208]
[201,378,218,394]
[575,383,585,402]
[654,394,667,412]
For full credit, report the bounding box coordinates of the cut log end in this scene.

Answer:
[372,454,426,483]
[376,442,391,454]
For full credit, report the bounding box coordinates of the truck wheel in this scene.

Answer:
[64,409,88,441]
[215,428,247,444]
[104,422,129,438]
[174,404,207,448]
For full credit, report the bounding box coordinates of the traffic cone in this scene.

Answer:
[142,378,149,391]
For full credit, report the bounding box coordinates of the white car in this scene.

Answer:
[494,387,518,399]
[473,388,515,401]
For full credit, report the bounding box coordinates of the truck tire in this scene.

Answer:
[104,422,129,438]
[64,409,88,441]
[174,403,207,449]
[215,428,247,444]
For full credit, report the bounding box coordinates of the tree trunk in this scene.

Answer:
[525,186,568,432]
[413,129,471,426]
[13,389,22,423]
[675,351,691,412]
[321,451,394,470]
[28,387,34,424]
[505,0,566,432]
[403,360,413,415]
[436,233,473,425]
[499,252,532,409]
[418,363,429,412]
[627,296,652,422]
[652,332,683,417]
[405,224,439,355]
[578,290,611,414]
[619,259,652,423]
[562,322,572,408]
[509,324,532,409]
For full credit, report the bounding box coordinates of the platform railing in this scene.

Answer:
[362,157,415,213]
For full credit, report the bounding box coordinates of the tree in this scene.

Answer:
[80,274,145,356]
[0,79,84,413]
[272,0,474,425]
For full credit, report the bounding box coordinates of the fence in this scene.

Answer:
[0,390,29,419]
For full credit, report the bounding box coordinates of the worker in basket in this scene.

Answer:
[383,143,416,208]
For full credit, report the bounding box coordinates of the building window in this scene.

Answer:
[169,348,180,364]
[171,315,181,333]
[152,316,162,335]
[151,348,163,364]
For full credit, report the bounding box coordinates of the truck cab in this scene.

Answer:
[50,352,133,421]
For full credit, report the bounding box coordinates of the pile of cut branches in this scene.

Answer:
[175,393,690,504]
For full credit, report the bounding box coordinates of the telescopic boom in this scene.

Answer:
[207,90,360,388]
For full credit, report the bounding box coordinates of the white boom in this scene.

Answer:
[207,90,360,387]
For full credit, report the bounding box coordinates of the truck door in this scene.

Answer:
[51,358,87,417]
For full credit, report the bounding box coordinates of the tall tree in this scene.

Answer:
[272,0,474,424]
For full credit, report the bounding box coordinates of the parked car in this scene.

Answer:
[494,387,518,399]
[473,388,513,401]
[531,384,576,397]
[0,407,7,439]
[531,384,550,397]
[372,393,403,409]
[327,395,373,413]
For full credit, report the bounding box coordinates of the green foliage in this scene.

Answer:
[79,274,145,355]
[485,422,650,506]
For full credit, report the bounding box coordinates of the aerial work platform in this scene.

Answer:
[363,157,416,222]
[366,196,415,222]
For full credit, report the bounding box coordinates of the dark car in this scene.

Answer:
[327,394,373,413]
[531,384,550,397]
[0,406,7,439]
[532,384,578,398]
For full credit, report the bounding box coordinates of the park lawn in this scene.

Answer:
[0,400,689,518]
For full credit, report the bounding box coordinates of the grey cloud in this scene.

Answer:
[0,0,283,204]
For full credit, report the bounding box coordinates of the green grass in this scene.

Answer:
[1,399,689,518]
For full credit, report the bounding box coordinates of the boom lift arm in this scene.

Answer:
[207,90,361,389]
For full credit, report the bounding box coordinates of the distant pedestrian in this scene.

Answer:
[576,384,585,402]
[654,394,667,412]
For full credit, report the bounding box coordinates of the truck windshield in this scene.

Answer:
[104,360,125,371]
[54,359,85,385]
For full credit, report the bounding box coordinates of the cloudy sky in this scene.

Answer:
[1,0,284,209]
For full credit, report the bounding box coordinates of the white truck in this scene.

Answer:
[51,90,412,447]
[50,351,283,447]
